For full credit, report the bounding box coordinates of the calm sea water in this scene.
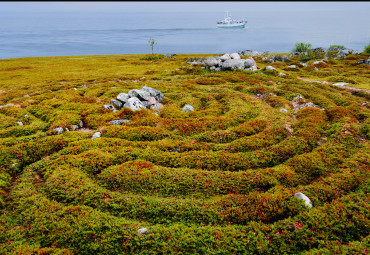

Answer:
[1,10,369,59]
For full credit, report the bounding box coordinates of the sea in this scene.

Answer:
[1,9,370,59]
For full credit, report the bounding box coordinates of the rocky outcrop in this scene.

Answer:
[108,86,165,113]
[291,95,325,111]
[220,59,246,70]
[187,53,258,72]
[230,53,241,59]
[357,59,370,65]
[238,50,265,56]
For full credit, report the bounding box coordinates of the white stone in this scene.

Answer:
[117,93,130,103]
[92,132,101,139]
[137,228,148,235]
[288,65,297,69]
[182,104,194,112]
[123,97,146,111]
[79,120,84,128]
[230,53,241,59]
[294,192,312,209]
[219,54,231,61]
[17,121,24,126]
[279,72,286,76]
[54,127,64,135]
[102,105,116,111]
[332,82,349,86]
[264,66,276,71]
[280,108,288,113]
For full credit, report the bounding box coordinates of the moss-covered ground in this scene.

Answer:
[0,52,369,254]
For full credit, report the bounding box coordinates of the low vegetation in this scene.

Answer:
[0,49,369,254]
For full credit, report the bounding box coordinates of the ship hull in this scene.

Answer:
[217,23,246,29]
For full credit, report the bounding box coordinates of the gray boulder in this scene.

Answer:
[182,104,194,112]
[221,59,246,70]
[123,97,146,111]
[238,50,264,56]
[17,121,24,126]
[204,57,221,68]
[72,125,79,131]
[141,101,152,109]
[164,53,176,58]
[102,105,116,111]
[336,51,346,58]
[110,99,123,108]
[150,103,163,112]
[313,47,326,53]
[109,119,130,125]
[273,56,290,62]
[287,65,297,69]
[140,86,164,103]
[219,54,231,61]
[54,127,64,135]
[294,192,312,209]
[230,52,241,59]
[311,61,322,65]
[264,66,276,71]
[79,120,84,128]
[279,72,286,76]
[92,132,101,139]
[357,59,370,65]
[244,59,255,68]
[137,228,148,235]
[117,93,130,103]
[280,108,288,113]
[128,89,151,101]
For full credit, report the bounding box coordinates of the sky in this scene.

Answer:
[1,1,370,13]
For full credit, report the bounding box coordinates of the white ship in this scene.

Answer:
[217,11,246,29]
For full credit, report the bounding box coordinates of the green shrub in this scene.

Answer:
[292,42,312,53]
[363,42,370,54]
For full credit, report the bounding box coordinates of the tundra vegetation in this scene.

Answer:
[0,50,369,254]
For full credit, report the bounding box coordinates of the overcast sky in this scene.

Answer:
[1,1,369,12]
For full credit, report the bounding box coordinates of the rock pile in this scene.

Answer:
[237,50,266,56]
[187,52,258,72]
[357,59,370,65]
[107,86,164,113]
[292,95,325,111]
[265,55,291,63]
